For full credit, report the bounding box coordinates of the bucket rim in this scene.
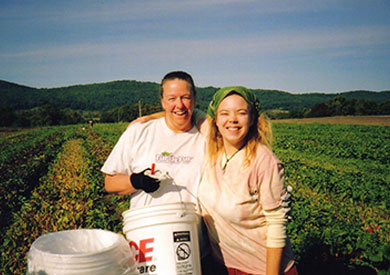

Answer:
[29,229,125,258]
[122,202,197,217]
[123,208,199,219]
[123,214,199,233]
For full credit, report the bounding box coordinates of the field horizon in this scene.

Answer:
[273,115,390,126]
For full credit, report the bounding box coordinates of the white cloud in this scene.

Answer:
[2,25,388,62]
[0,0,359,25]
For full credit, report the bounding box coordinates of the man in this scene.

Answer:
[101,71,213,272]
[101,71,205,204]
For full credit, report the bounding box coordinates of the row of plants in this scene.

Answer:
[274,123,389,164]
[283,155,389,273]
[93,122,128,146]
[0,127,128,274]
[274,123,390,208]
[1,127,61,163]
[0,129,33,151]
[1,136,88,273]
[272,122,390,274]
[82,127,129,233]
[0,126,79,232]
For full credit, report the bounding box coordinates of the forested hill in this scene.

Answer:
[1,79,389,111]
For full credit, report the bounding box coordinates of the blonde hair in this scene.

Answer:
[207,108,273,167]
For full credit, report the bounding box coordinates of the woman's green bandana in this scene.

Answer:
[207,86,261,119]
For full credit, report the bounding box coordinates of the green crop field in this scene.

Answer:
[0,121,389,275]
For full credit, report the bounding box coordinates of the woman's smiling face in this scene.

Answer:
[216,93,253,152]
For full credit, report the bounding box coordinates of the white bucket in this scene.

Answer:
[122,202,201,275]
[27,229,139,275]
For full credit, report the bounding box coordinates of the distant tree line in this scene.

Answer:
[0,104,91,127]
[100,103,162,123]
[0,102,163,127]
[1,77,389,128]
[2,96,390,127]
[280,96,390,119]
[0,104,81,127]
[2,80,389,114]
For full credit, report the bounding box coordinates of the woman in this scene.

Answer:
[198,86,296,275]
[129,86,297,275]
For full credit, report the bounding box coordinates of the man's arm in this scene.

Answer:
[104,174,136,195]
[105,170,160,195]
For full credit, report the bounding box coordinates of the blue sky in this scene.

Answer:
[1,0,389,93]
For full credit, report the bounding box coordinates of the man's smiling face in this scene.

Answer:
[161,78,195,133]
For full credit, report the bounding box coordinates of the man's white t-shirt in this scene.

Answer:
[101,117,206,210]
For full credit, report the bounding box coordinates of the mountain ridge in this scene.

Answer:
[1,79,389,111]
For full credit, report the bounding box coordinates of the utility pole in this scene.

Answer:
[138,100,142,117]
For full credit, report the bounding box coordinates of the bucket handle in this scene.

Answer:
[143,171,186,217]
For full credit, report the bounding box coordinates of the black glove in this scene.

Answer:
[130,169,160,193]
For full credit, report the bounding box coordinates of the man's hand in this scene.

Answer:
[130,169,160,193]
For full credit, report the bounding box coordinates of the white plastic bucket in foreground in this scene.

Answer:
[122,202,201,275]
[27,228,139,275]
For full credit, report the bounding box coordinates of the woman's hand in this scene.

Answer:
[192,109,209,136]
[127,112,165,129]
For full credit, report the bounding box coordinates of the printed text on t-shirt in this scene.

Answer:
[155,152,193,164]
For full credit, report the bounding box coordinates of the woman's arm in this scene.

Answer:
[192,109,209,137]
[266,247,283,275]
[127,109,210,137]
[127,112,165,129]
[264,206,289,275]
